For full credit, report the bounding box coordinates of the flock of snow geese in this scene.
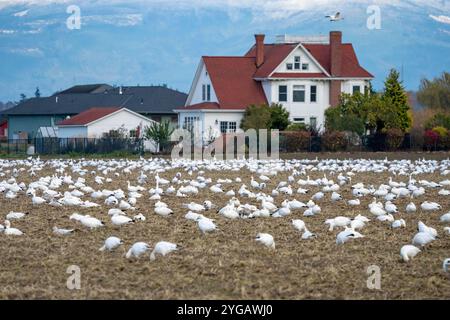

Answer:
[0,156,449,274]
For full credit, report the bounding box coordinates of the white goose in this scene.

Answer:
[53,226,75,235]
[400,245,421,262]
[3,220,23,236]
[255,233,275,249]
[150,241,178,260]
[196,216,217,234]
[99,236,123,251]
[6,211,28,220]
[126,242,150,259]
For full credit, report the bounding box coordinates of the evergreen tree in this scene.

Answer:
[268,103,290,130]
[35,87,41,98]
[20,93,26,102]
[382,69,411,131]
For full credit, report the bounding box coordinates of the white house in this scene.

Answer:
[57,107,158,151]
[175,31,373,139]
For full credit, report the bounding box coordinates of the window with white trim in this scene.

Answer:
[202,84,211,101]
[294,56,301,70]
[310,85,317,103]
[183,116,200,130]
[278,85,288,102]
[293,117,305,124]
[353,85,361,94]
[220,121,237,134]
[293,85,306,102]
[286,63,293,70]
[302,63,309,71]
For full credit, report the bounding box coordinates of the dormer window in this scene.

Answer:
[286,63,293,70]
[302,63,309,71]
[294,56,301,70]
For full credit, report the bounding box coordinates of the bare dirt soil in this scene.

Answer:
[0,156,449,299]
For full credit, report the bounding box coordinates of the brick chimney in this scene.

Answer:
[255,34,265,68]
[329,31,342,107]
[330,31,342,76]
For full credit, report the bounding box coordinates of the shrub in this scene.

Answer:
[424,113,450,130]
[432,126,448,137]
[143,120,175,153]
[432,126,450,149]
[321,131,347,151]
[424,129,439,151]
[283,131,311,152]
[286,123,308,131]
[385,128,404,151]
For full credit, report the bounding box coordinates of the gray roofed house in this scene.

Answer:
[3,84,187,139]
[55,84,113,95]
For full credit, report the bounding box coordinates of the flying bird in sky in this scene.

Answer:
[326,12,343,22]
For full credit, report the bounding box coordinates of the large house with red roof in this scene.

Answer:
[175,31,373,139]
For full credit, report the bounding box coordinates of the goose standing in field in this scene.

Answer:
[3,220,23,236]
[302,228,316,240]
[150,241,178,260]
[292,219,306,232]
[418,221,438,238]
[6,211,28,220]
[331,192,342,201]
[185,211,202,221]
[385,201,398,214]
[377,214,394,222]
[184,202,205,212]
[412,232,435,247]
[99,236,123,251]
[70,214,104,229]
[392,219,406,229]
[255,233,275,249]
[325,216,351,231]
[32,194,46,205]
[440,212,450,222]
[400,244,421,262]
[154,205,173,217]
[347,199,360,206]
[197,216,217,234]
[406,201,416,213]
[111,213,134,227]
[420,201,441,211]
[53,226,75,235]
[125,242,150,259]
[336,228,364,245]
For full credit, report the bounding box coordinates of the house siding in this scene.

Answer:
[8,115,68,139]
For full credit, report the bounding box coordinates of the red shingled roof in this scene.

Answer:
[303,43,373,78]
[203,56,268,109]
[183,35,373,111]
[245,43,373,78]
[58,107,120,126]
[245,43,298,79]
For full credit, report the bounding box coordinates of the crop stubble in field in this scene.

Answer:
[0,163,449,299]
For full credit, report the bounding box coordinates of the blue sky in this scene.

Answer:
[0,0,449,102]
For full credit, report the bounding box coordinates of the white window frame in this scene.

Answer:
[293,85,306,103]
